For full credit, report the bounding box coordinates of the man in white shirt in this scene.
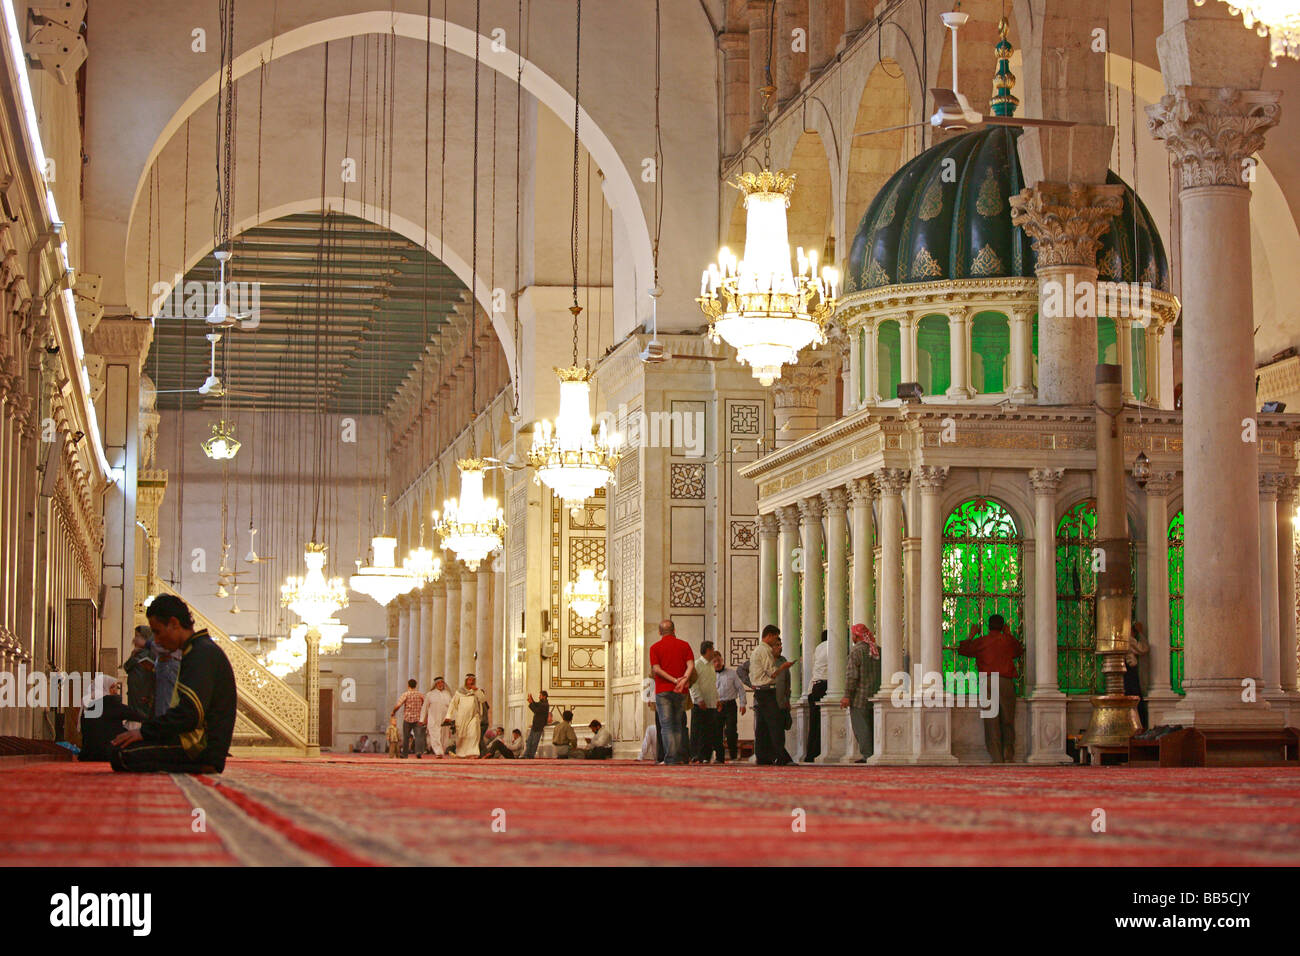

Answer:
[805,631,830,762]
[582,719,614,759]
[713,653,747,761]
[420,677,453,757]
[689,642,723,763]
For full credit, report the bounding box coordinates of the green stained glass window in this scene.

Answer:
[1098,317,1118,365]
[941,499,1025,697]
[878,319,901,401]
[917,314,951,396]
[1168,510,1185,695]
[1055,499,1138,694]
[972,312,1010,394]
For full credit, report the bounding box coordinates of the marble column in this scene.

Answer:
[1148,82,1281,725]
[1026,467,1070,763]
[914,465,956,763]
[1117,317,1135,401]
[396,596,411,685]
[719,31,750,157]
[792,496,823,760]
[1260,474,1284,700]
[849,477,876,633]
[870,468,908,764]
[428,581,448,683]
[1142,473,1180,723]
[843,0,870,40]
[777,503,801,685]
[460,567,477,684]
[408,593,424,690]
[808,0,843,75]
[860,323,879,405]
[419,587,437,690]
[746,0,773,131]
[1278,478,1298,710]
[475,567,493,704]
[1010,184,1124,405]
[772,360,829,448]
[1007,308,1035,402]
[444,570,462,686]
[900,313,918,387]
[758,512,780,633]
[945,308,975,400]
[817,486,850,763]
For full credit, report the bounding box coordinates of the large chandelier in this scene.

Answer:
[403,544,442,585]
[350,535,418,607]
[434,459,506,572]
[698,169,838,386]
[1195,1,1300,65]
[202,420,241,460]
[262,633,305,677]
[528,360,622,513]
[280,542,349,628]
[565,565,608,620]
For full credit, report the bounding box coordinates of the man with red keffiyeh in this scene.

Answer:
[840,623,881,763]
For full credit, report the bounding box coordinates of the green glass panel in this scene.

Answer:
[971,312,1010,394]
[878,320,901,401]
[1098,316,1117,365]
[917,314,951,395]
[1131,324,1147,402]
[941,499,1025,697]
[1168,510,1185,695]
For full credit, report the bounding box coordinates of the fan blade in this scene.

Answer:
[982,115,1077,128]
[670,354,725,361]
[851,121,930,139]
[930,87,962,110]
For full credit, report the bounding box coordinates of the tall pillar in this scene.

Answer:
[775,0,808,106]
[459,566,477,685]
[305,629,321,758]
[860,324,879,405]
[1007,307,1035,402]
[746,0,773,132]
[808,0,843,76]
[475,567,493,705]
[777,504,800,685]
[758,512,779,633]
[843,0,870,40]
[419,587,437,690]
[444,569,462,685]
[1148,78,1281,726]
[396,596,411,684]
[87,318,153,665]
[1142,472,1180,723]
[849,477,875,632]
[772,361,829,448]
[945,308,975,400]
[409,592,425,690]
[1278,479,1298,710]
[492,556,506,720]
[1010,185,1124,405]
[1117,317,1136,401]
[817,486,850,763]
[1027,467,1070,763]
[797,495,824,701]
[899,313,918,386]
[914,465,956,763]
[870,467,908,764]
[719,31,750,157]
[1259,474,1284,699]
[429,581,447,683]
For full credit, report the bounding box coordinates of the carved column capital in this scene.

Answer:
[1008,182,1125,269]
[1260,472,1288,500]
[876,467,909,496]
[1028,466,1066,496]
[771,359,830,410]
[820,486,849,515]
[1142,471,1178,498]
[1147,86,1281,190]
[914,465,949,494]
[797,495,825,522]
[777,504,801,532]
[759,511,780,536]
[848,476,875,504]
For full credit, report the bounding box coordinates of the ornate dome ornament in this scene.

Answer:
[1194,0,1300,65]
[698,149,839,386]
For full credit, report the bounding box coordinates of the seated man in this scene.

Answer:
[483,726,516,759]
[351,734,370,753]
[110,594,237,774]
[552,710,578,758]
[582,719,614,759]
[506,728,525,757]
[79,675,148,762]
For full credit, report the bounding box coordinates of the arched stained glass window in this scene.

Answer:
[1056,499,1138,694]
[941,499,1025,696]
[1168,510,1185,695]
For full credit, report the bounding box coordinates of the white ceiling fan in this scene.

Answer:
[854,10,1076,140]
[143,331,269,401]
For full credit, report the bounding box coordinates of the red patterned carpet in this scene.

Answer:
[2,756,1298,865]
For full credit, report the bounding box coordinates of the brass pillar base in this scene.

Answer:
[1082,694,1142,748]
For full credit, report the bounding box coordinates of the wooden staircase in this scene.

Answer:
[156,582,309,756]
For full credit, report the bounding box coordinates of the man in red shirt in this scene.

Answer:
[956,614,1024,763]
[648,619,696,765]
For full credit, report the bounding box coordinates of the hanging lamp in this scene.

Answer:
[565,565,608,620]
[1194,1,1300,65]
[281,541,349,629]
[350,495,419,606]
[202,419,241,460]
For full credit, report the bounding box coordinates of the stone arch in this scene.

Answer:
[844,59,912,248]
[785,130,835,264]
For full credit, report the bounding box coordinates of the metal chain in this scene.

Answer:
[512,0,523,413]
[570,0,581,366]
[472,0,481,410]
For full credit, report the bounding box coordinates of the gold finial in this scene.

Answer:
[990,15,1019,118]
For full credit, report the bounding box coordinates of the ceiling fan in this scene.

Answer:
[243,526,275,564]
[853,11,1076,140]
[143,331,269,401]
[146,249,255,328]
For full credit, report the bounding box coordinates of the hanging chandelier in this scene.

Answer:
[280,541,349,628]
[434,459,506,572]
[403,544,442,585]
[528,357,622,513]
[565,565,608,620]
[698,169,839,386]
[1195,1,1300,65]
[202,419,241,460]
[350,494,419,606]
[262,633,305,677]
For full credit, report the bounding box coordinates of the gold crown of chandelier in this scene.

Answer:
[698,169,839,387]
[434,458,506,573]
[527,359,623,513]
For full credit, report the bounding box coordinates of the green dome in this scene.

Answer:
[845,126,1170,294]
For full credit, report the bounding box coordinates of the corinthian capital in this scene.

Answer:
[876,467,910,496]
[1028,467,1065,496]
[915,465,949,494]
[771,359,830,410]
[1147,86,1281,190]
[1008,182,1125,269]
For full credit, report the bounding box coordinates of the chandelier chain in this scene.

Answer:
[570,0,582,365]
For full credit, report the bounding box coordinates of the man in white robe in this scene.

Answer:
[444,674,489,757]
[420,677,453,756]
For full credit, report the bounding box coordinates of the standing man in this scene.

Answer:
[773,639,795,764]
[956,615,1025,763]
[713,652,746,761]
[524,690,550,759]
[805,631,829,762]
[1125,621,1151,730]
[749,625,794,765]
[123,626,156,717]
[688,642,720,763]
[391,678,425,759]
[444,674,489,758]
[648,619,695,765]
[421,677,453,756]
[840,623,881,763]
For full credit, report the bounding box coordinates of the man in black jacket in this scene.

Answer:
[110,595,237,774]
[523,690,549,758]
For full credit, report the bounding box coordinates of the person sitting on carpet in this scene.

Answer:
[507,728,525,757]
[109,594,237,774]
[352,734,371,753]
[483,726,517,758]
[552,710,578,758]
[582,719,614,759]
[79,674,148,762]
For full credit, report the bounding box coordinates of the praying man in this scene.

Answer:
[444,674,489,758]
